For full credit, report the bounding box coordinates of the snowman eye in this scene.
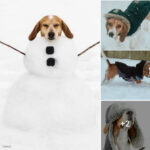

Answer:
[54,24,59,28]
[43,24,49,28]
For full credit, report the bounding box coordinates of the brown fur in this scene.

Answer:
[106,18,127,41]
[113,116,135,138]
[128,125,136,140]
[143,63,150,77]
[104,59,118,81]
[119,23,128,42]
[104,123,109,134]
[29,15,73,41]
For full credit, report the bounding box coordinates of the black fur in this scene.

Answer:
[115,60,146,82]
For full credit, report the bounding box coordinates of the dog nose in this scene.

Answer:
[47,58,55,66]
[109,32,114,38]
[48,32,55,39]
[126,111,133,121]
[126,111,133,116]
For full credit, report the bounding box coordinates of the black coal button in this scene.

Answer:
[47,58,55,66]
[46,46,54,54]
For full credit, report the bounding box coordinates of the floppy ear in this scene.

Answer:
[62,21,73,39]
[105,20,109,33]
[128,125,136,141]
[113,120,119,137]
[103,123,109,134]
[28,21,40,41]
[119,24,128,42]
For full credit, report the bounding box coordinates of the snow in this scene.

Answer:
[0,0,100,149]
[101,58,150,100]
[24,37,77,77]
[101,0,150,50]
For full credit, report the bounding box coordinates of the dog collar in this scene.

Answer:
[136,76,141,81]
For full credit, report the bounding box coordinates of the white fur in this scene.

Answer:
[108,27,118,40]
[115,128,131,150]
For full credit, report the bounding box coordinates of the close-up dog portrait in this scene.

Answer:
[28,15,73,41]
[101,0,150,50]
[102,102,148,150]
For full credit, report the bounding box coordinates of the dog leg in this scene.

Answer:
[102,74,115,85]
[135,80,142,84]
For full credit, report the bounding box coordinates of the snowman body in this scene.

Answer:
[3,37,96,143]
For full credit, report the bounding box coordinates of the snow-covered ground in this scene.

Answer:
[101,0,150,50]
[101,58,150,100]
[0,0,100,149]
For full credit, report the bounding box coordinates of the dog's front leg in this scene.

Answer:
[135,80,142,84]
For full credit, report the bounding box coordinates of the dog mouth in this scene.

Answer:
[108,32,120,40]
[48,37,55,40]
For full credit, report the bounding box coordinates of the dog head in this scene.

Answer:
[106,18,128,42]
[116,111,134,129]
[143,62,150,78]
[104,110,135,138]
[28,15,73,41]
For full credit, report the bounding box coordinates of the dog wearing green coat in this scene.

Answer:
[105,0,150,42]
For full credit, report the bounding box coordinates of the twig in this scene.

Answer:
[78,41,100,56]
[0,41,25,55]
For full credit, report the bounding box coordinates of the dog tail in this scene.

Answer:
[101,50,111,67]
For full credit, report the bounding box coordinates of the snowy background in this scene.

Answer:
[101,0,150,50]
[0,0,100,149]
[101,58,150,100]
[102,101,150,150]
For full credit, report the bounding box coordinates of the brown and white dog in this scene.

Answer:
[105,0,150,42]
[104,110,135,150]
[28,15,73,41]
[102,51,150,84]
[106,18,129,42]
[106,14,150,42]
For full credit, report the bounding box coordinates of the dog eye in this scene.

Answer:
[43,24,49,28]
[117,25,121,28]
[54,24,59,27]
[107,22,112,27]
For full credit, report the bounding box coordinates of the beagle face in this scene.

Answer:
[29,15,73,41]
[143,62,150,78]
[106,18,128,42]
[103,111,135,135]
[111,111,135,137]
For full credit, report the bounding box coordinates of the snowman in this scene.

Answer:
[2,36,97,149]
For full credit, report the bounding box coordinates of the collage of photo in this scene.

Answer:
[0,0,150,149]
[102,1,150,150]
